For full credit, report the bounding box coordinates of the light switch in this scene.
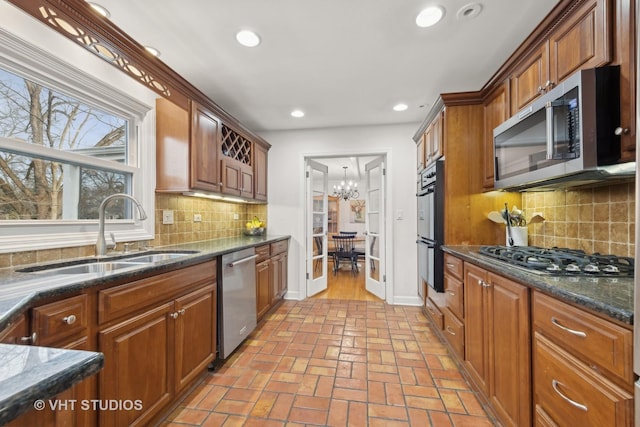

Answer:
[162,210,174,225]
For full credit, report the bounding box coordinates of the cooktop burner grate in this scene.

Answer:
[478,245,634,277]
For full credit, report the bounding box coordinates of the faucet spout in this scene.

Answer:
[96,193,148,257]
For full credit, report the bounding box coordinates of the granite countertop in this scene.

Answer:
[442,245,634,325]
[0,344,104,424]
[0,234,289,425]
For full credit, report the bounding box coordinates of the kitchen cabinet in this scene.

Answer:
[255,239,289,322]
[0,314,27,344]
[253,141,269,201]
[156,98,270,201]
[255,244,272,321]
[425,109,443,166]
[98,261,216,426]
[482,80,509,189]
[7,295,94,427]
[509,0,612,115]
[442,254,464,358]
[416,133,425,172]
[463,263,531,427]
[532,291,633,427]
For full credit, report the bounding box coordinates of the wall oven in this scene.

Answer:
[417,160,444,293]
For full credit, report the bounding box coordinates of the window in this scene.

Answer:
[0,26,155,253]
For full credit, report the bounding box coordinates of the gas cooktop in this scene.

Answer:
[478,245,634,277]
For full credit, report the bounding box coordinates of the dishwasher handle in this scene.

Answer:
[227,254,258,268]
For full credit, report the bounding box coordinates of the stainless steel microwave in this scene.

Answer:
[492,66,631,191]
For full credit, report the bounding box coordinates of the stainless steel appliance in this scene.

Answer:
[493,65,634,191]
[218,247,257,359]
[478,245,634,277]
[417,160,444,293]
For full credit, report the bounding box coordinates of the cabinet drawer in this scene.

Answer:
[424,297,443,330]
[99,260,216,324]
[255,244,271,263]
[32,294,88,345]
[270,239,288,256]
[444,253,463,281]
[443,309,464,358]
[533,333,632,427]
[444,274,463,320]
[533,292,632,383]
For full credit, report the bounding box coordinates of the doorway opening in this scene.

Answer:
[306,154,386,302]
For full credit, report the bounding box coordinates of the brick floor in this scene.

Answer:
[160,299,495,426]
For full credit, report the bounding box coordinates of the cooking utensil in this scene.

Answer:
[488,211,506,224]
[504,202,514,246]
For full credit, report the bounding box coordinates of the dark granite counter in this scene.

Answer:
[442,245,634,325]
[0,234,290,332]
[0,234,289,425]
[0,344,104,424]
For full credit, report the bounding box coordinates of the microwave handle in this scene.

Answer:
[545,101,554,160]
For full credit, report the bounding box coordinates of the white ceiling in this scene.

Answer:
[98,0,560,134]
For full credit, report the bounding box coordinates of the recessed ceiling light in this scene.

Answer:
[457,3,483,20]
[144,46,161,57]
[236,30,261,47]
[291,109,305,118]
[416,6,445,28]
[86,2,110,18]
[393,103,408,112]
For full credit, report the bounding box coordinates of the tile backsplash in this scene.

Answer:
[0,194,267,268]
[522,182,635,257]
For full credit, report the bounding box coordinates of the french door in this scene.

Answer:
[306,159,329,297]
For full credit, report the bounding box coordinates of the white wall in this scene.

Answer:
[260,122,421,305]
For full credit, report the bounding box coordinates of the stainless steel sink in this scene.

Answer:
[35,261,147,275]
[123,252,192,263]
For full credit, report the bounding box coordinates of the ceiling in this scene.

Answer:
[98,0,560,134]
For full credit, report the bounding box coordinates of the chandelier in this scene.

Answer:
[333,166,359,201]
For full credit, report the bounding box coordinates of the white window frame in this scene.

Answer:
[0,27,155,254]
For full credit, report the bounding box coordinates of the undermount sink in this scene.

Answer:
[29,261,147,275]
[122,252,192,263]
[17,251,197,275]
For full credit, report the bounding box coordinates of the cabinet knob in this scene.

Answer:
[170,312,179,319]
[537,86,544,94]
[62,314,77,325]
[20,332,37,344]
[544,80,555,89]
[614,127,629,136]
[178,308,186,316]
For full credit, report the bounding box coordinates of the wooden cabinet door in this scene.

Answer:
[174,285,216,392]
[99,302,174,427]
[254,142,268,201]
[270,254,281,304]
[510,44,549,114]
[240,163,254,199]
[190,101,221,192]
[482,81,509,189]
[0,315,27,344]
[489,274,531,427]
[220,157,243,196]
[277,253,288,299]
[548,0,611,86]
[430,110,443,162]
[256,260,271,321]
[463,263,489,395]
[416,133,425,172]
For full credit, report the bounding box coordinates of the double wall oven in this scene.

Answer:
[417,160,444,293]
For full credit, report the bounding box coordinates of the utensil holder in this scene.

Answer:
[507,226,528,247]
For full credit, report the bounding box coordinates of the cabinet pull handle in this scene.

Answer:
[551,379,587,412]
[446,326,456,336]
[550,317,586,338]
[20,332,37,344]
[446,263,455,268]
[62,315,77,325]
[446,290,456,296]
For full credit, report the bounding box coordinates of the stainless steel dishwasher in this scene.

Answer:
[218,247,257,359]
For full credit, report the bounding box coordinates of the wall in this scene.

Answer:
[522,181,635,257]
[260,122,420,305]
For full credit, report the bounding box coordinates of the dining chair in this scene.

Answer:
[331,235,358,275]
[355,235,376,271]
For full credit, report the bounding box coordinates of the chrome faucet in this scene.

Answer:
[96,193,148,257]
